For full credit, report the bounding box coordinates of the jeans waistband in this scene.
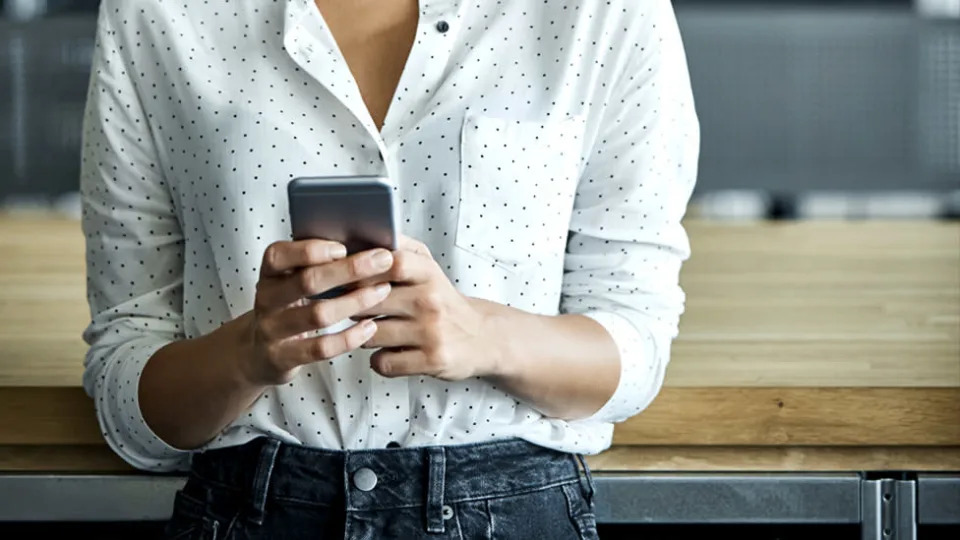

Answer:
[188,436,595,528]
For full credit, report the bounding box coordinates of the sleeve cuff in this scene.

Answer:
[576,311,662,424]
[89,338,194,472]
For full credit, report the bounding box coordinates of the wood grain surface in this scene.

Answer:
[585,446,960,472]
[1,216,957,387]
[1,444,956,473]
[2,387,957,447]
[611,387,960,446]
[1,215,958,472]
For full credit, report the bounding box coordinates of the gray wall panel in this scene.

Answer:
[0,8,957,202]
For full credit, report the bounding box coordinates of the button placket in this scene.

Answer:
[368,376,410,449]
[378,2,460,144]
[286,11,388,155]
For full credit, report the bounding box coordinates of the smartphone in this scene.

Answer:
[288,176,399,300]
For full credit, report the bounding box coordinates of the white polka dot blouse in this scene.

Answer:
[79,0,700,472]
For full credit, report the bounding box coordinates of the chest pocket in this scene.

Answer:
[456,112,586,272]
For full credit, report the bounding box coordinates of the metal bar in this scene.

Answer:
[894,480,918,540]
[0,475,185,522]
[862,479,883,540]
[862,479,918,540]
[0,473,946,527]
[918,475,960,525]
[593,473,862,525]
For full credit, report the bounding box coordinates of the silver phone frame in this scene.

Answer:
[287,175,400,253]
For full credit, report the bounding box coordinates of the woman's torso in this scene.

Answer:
[110,0,642,456]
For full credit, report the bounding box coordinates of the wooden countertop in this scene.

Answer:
[1,215,958,472]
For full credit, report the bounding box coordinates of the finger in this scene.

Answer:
[279,319,378,365]
[370,347,426,378]
[387,249,434,285]
[261,283,391,340]
[362,318,422,349]
[257,248,395,309]
[352,284,419,320]
[348,237,432,291]
[260,240,347,279]
[398,235,431,257]
[346,247,432,292]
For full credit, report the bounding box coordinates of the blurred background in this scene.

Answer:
[0,3,957,540]
[0,0,958,220]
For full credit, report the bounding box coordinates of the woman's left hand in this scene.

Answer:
[356,236,497,381]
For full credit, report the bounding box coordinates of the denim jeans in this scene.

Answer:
[163,436,599,540]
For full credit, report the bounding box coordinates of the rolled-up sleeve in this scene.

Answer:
[79,3,191,471]
[561,1,700,425]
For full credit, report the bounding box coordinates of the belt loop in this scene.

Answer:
[247,437,281,526]
[574,453,596,506]
[425,446,447,533]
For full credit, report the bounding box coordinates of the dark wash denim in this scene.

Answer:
[164,436,599,540]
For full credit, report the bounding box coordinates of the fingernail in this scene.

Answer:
[369,249,393,271]
[362,320,377,338]
[374,283,391,298]
[331,244,348,259]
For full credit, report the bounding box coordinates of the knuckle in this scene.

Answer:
[312,338,333,359]
[311,302,332,328]
[263,343,284,372]
[299,268,318,295]
[415,290,442,314]
[371,352,392,377]
[263,242,283,271]
[253,319,271,345]
[348,255,367,279]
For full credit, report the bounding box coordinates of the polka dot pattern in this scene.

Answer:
[79,0,699,472]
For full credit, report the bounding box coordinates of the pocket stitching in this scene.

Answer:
[457,113,585,272]
[560,482,595,540]
[165,489,207,540]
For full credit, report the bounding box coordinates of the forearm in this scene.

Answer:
[477,299,621,421]
[139,313,266,450]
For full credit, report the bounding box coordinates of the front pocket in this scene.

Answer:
[457,112,586,272]
[164,487,233,540]
[561,482,599,540]
[164,489,206,539]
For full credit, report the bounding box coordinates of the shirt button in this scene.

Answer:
[386,441,401,448]
[352,468,378,491]
[436,20,450,33]
[442,505,454,520]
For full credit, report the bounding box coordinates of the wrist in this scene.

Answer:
[471,298,521,379]
[210,312,263,390]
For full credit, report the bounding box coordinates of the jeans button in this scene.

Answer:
[386,441,401,448]
[441,504,454,520]
[353,467,378,491]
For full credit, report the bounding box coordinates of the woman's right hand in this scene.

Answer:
[235,239,395,386]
